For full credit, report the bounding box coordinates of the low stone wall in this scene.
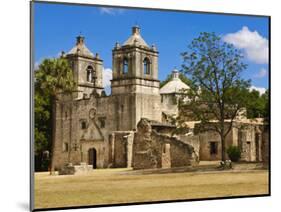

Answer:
[58,162,92,175]
[177,134,200,160]
[232,162,266,170]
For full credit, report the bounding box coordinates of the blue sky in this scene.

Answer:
[34,2,269,94]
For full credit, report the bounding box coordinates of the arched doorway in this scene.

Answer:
[88,148,97,169]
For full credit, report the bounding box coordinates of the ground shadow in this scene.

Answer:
[17,202,29,211]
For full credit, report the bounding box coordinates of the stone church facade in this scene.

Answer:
[52,26,269,172]
[53,26,165,170]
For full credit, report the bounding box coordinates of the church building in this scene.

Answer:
[52,26,188,171]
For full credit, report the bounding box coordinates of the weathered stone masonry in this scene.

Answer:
[133,119,199,170]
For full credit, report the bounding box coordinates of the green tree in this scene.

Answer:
[244,89,269,119]
[179,32,250,162]
[261,89,269,119]
[34,83,52,171]
[35,58,76,174]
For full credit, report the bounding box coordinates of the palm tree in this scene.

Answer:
[35,58,76,175]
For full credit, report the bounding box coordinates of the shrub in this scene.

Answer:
[227,145,241,162]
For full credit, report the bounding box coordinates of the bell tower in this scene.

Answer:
[111,26,161,130]
[66,35,104,99]
[112,25,159,91]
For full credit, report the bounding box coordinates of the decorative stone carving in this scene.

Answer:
[89,108,96,119]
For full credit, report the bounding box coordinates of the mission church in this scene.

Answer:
[52,26,268,173]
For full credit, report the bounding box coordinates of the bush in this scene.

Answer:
[227,145,241,162]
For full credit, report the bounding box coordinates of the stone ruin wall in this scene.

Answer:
[132,118,199,170]
[177,134,200,160]
[108,131,134,168]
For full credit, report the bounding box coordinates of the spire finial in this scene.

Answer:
[172,67,179,79]
[76,33,84,45]
[132,24,140,35]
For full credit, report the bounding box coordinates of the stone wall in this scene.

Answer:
[108,131,134,168]
[53,93,116,170]
[198,131,223,161]
[153,132,198,167]
[195,121,268,162]
[177,134,200,160]
[53,84,162,171]
[261,125,269,164]
[132,118,198,170]
[160,94,178,118]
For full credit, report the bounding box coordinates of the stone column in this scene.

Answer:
[111,133,115,166]
[255,126,262,162]
[126,132,134,168]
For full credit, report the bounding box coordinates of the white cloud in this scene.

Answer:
[34,61,40,71]
[102,68,112,95]
[34,52,62,71]
[223,26,268,64]
[250,86,266,95]
[99,8,124,15]
[254,68,267,78]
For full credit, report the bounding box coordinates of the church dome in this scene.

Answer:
[123,26,149,47]
[160,69,189,94]
[68,35,94,57]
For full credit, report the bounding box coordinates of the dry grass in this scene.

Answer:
[34,169,269,209]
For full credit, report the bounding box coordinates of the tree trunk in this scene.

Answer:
[50,97,57,175]
[221,134,226,162]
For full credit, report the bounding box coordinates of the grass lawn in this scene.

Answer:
[34,169,269,209]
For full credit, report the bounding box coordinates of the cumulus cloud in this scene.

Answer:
[223,26,268,64]
[250,86,267,95]
[99,8,124,15]
[102,68,112,95]
[254,68,267,78]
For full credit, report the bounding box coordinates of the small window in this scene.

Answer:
[143,57,150,75]
[210,142,218,155]
[73,143,79,151]
[99,117,106,128]
[86,66,95,82]
[123,58,128,74]
[63,143,69,152]
[81,120,87,129]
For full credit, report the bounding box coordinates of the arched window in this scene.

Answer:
[143,57,150,75]
[86,66,94,82]
[123,58,128,74]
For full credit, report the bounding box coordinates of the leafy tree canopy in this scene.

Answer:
[35,58,76,97]
[244,88,269,119]
[179,32,251,161]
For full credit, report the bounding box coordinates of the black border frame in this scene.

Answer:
[30,1,271,211]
